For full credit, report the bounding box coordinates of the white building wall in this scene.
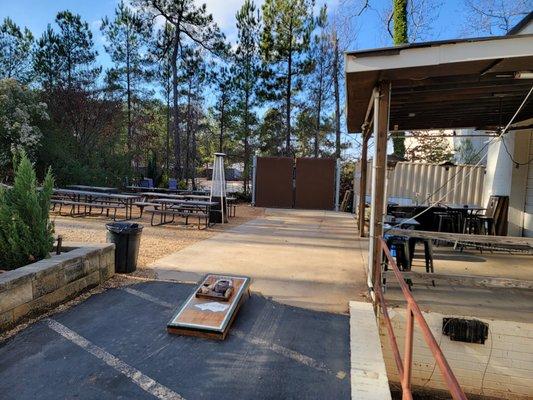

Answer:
[483,133,515,206]
[379,308,533,399]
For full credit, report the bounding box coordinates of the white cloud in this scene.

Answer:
[196,0,264,45]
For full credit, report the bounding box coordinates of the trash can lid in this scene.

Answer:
[105,222,143,234]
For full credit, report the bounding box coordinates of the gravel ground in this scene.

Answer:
[0,204,263,342]
[51,204,264,279]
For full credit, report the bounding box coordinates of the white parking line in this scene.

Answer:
[122,286,347,380]
[46,319,185,400]
[121,287,176,309]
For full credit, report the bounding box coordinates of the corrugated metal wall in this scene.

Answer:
[355,161,486,206]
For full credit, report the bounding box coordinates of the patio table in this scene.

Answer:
[66,185,118,193]
[53,189,141,220]
[149,198,218,227]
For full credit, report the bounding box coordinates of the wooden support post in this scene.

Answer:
[358,128,370,237]
[371,81,390,289]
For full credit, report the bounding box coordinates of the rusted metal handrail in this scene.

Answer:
[375,237,468,400]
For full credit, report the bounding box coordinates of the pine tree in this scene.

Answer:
[235,0,261,194]
[153,23,175,174]
[258,108,285,155]
[306,5,332,158]
[211,65,235,155]
[134,0,226,181]
[391,0,408,158]
[180,46,207,186]
[332,29,341,160]
[260,0,315,156]
[0,18,34,83]
[34,11,100,89]
[101,1,152,153]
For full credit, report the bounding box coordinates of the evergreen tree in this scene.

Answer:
[405,131,454,163]
[153,23,175,174]
[260,0,315,156]
[211,64,236,155]
[234,0,261,193]
[34,11,100,89]
[101,1,152,153]
[134,0,226,180]
[33,26,62,89]
[0,18,34,83]
[258,108,285,155]
[180,46,207,185]
[331,29,342,160]
[306,5,332,158]
[0,151,54,270]
[391,0,407,158]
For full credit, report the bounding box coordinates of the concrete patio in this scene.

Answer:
[151,208,369,313]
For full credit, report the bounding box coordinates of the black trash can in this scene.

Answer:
[105,222,143,273]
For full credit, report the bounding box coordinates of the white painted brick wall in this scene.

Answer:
[379,306,533,400]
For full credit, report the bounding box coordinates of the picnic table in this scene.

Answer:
[52,189,141,220]
[66,185,118,193]
[146,198,218,228]
[126,186,191,194]
[140,192,236,202]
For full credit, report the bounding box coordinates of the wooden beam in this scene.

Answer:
[370,81,390,288]
[383,271,533,290]
[387,228,533,249]
[358,127,370,237]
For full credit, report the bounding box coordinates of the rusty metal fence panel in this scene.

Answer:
[254,157,294,208]
[295,157,336,210]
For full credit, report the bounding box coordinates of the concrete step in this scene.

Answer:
[350,301,392,400]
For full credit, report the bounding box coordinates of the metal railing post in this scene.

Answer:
[402,306,414,400]
[377,237,468,400]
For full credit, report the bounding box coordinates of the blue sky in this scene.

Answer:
[0,0,495,158]
[0,0,475,70]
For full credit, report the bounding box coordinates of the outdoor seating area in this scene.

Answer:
[2,1,533,399]
[48,184,237,229]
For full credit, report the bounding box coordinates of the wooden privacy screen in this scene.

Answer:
[295,157,336,210]
[254,157,294,208]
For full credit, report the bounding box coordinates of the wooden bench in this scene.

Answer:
[146,207,209,229]
[51,199,125,220]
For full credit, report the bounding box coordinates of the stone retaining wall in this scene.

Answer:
[0,243,115,331]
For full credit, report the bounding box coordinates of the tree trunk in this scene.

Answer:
[184,81,192,186]
[315,71,323,158]
[243,88,250,195]
[166,84,170,174]
[286,51,292,156]
[191,112,198,190]
[171,31,182,180]
[126,30,132,155]
[219,91,225,153]
[285,20,293,156]
[333,32,341,160]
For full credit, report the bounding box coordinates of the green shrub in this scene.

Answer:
[0,152,54,270]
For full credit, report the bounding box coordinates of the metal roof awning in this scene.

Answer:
[345,34,533,133]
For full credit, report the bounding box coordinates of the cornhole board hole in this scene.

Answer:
[167,274,251,340]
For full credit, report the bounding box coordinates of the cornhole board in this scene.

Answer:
[167,274,251,340]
